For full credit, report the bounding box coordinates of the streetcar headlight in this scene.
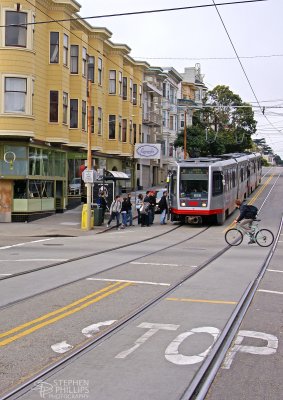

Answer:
[202,202,207,207]
[181,202,186,207]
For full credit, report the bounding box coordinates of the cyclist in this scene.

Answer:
[233,199,255,244]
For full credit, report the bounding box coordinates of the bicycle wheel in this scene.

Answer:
[255,229,274,247]
[225,229,243,246]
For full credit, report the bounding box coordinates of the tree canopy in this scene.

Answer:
[175,85,257,157]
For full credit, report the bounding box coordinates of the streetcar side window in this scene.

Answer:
[212,171,223,196]
[170,173,176,197]
[232,170,236,187]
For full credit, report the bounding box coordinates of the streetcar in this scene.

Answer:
[168,153,262,225]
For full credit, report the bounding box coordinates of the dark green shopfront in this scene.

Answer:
[0,142,85,223]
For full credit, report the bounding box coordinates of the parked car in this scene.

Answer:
[69,177,81,195]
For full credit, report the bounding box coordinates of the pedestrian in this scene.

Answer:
[147,191,156,225]
[107,195,122,229]
[159,191,168,225]
[136,193,143,224]
[98,192,108,224]
[126,193,134,226]
[121,196,128,228]
[233,199,255,244]
[140,198,150,227]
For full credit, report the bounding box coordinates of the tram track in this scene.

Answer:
[0,224,211,311]
[179,215,283,400]
[1,169,281,399]
[0,167,278,286]
[4,213,281,400]
[0,224,181,283]
[0,221,254,400]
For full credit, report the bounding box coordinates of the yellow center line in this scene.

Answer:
[0,281,123,340]
[166,297,237,305]
[223,174,274,233]
[0,282,131,347]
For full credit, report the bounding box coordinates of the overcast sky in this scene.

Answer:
[78,0,283,157]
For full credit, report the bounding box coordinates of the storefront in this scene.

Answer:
[0,143,67,222]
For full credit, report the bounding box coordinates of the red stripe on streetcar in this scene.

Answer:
[171,208,224,216]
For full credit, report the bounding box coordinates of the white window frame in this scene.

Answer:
[63,34,69,67]
[118,72,122,96]
[2,7,34,50]
[4,10,26,48]
[82,47,87,77]
[50,32,59,64]
[98,58,103,86]
[63,92,68,124]
[98,107,102,135]
[70,45,79,74]
[109,70,116,94]
[1,74,33,115]
[130,79,133,103]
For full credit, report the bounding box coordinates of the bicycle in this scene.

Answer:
[225,219,274,247]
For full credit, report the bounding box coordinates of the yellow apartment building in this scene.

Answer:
[0,0,147,222]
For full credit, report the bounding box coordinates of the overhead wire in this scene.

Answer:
[133,53,283,61]
[211,0,281,146]
[21,0,281,148]
[1,0,267,28]
[23,0,144,85]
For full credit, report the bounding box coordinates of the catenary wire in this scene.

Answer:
[1,1,267,28]
[211,0,281,144]
[133,53,283,61]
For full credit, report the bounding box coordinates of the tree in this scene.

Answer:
[204,86,256,152]
[175,85,257,156]
[174,115,225,157]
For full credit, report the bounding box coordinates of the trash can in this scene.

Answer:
[81,204,94,230]
[93,206,103,226]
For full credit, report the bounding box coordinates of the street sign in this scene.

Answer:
[82,169,96,183]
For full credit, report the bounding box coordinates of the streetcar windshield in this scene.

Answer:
[179,167,208,199]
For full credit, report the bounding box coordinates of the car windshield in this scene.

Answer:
[156,189,167,199]
[71,178,81,185]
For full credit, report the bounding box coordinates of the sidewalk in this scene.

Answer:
[0,205,107,237]
[0,187,165,238]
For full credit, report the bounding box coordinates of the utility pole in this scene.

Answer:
[86,79,92,230]
[184,111,187,159]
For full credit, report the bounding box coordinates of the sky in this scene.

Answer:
[77,0,283,158]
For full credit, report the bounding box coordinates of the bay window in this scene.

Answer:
[5,77,27,113]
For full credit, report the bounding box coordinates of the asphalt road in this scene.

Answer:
[0,167,282,400]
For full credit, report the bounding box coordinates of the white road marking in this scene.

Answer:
[223,330,278,369]
[0,238,53,250]
[130,262,179,267]
[82,320,117,338]
[60,222,80,226]
[267,269,283,273]
[51,341,74,354]
[131,262,198,268]
[115,323,179,359]
[258,289,283,295]
[86,278,170,286]
[165,327,220,365]
[0,273,12,276]
[0,259,67,262]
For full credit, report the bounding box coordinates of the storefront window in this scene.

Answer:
[55,152,66,177]
[29,147,41,175]
[14,180,27,198]
[28,147,65,177]
[1,145,28,176]
[28,180,54,198]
